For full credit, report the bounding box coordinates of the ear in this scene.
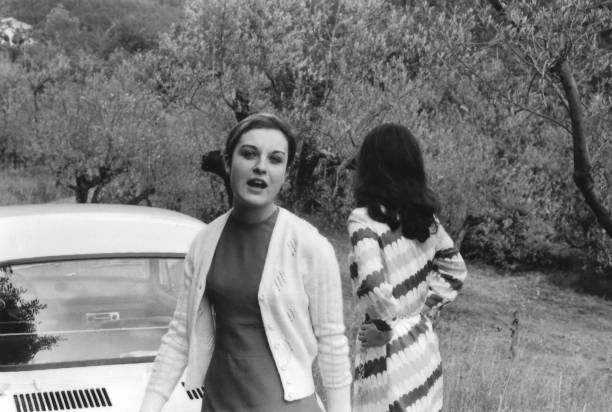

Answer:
[223,153,231,174]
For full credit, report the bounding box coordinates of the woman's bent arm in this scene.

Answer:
[424,224,467,313]
[305,236,352,412]
[139,253,195,412]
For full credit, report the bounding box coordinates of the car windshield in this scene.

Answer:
[0,257,183,369]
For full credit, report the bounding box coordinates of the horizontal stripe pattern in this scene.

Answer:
[350,261,359,280]
[353,324,443,412]
[357,354,387,379]
[391,261,432,299]
[440,272,463,291]
[357,269,387,297]
[348,208,467,411]
[379,229,403,249]
[433,247,458,259]
[389,365,442,412]
[387,317,430,358]
[351,226,379,246]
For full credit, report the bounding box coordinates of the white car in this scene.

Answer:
[0,204,206,412]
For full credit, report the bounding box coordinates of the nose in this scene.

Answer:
[253,157,267,174]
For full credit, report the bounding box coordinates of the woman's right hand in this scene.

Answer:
[357,322,393,348]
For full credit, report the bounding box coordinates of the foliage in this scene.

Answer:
[43,4,88,54]
[32,60,181,203]
[0,168,66,205]
[0,271,59,364]
[100,17,158,58]
[0,57,28,167]
[2,0,183,57]
[1,0,610,279]
[2,0,184,28]
[451,0,612,273]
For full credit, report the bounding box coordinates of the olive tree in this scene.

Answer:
[464,0,612,238]
[26,57,172,204]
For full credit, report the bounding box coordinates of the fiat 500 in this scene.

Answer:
[0,204,206,412]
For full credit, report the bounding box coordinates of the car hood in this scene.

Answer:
[0,363,202,412]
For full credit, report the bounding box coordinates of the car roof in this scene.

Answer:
[0,204,206,265]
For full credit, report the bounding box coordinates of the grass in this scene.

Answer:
[315,218,612,412]
[439,265,612,412]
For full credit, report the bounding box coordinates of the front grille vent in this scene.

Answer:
[181,382,205,400]
[13,387,112,411]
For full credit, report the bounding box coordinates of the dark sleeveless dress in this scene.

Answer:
[202,209,320,412]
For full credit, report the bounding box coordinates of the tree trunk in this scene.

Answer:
[91,184,104,203]
[223,89,251,122]
[201,149,232,206]
[294,137,319,210]
[74,174,91,204]
[128,186,156,206]
[553,59,612,238]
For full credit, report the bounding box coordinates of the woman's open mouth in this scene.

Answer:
[247,178,268,189]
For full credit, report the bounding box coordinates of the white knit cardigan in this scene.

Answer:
[142,207,351,411]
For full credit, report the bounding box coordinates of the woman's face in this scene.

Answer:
[228,128,289,216]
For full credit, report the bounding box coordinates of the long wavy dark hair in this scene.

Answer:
[354,123,440,242]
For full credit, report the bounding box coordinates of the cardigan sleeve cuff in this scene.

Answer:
[323,384,351,412]
[139,390,168,412]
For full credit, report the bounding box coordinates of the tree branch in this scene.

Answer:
[127,186,156,205]
[188,79,205,111]
[502,42,570,113]
[454,55,573,134]
[552,58,612,238]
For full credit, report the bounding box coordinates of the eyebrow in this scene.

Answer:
[239,144,287,156]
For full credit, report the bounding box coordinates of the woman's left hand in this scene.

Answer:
[358,322,392,348]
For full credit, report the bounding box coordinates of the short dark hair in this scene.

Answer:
[224,112,296,166]
[354,123,440,242]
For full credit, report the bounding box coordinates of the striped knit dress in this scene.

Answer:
[348,207,467,412]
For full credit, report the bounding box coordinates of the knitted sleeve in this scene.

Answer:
[306,234,352,390]
[347,211,401,332]
[140,248,195,411]
[424,223,467,311]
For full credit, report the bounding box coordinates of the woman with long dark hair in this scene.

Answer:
[348,123,467,412]
[140,113,351,412]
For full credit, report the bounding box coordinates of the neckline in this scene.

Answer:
[229,206,279,226]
